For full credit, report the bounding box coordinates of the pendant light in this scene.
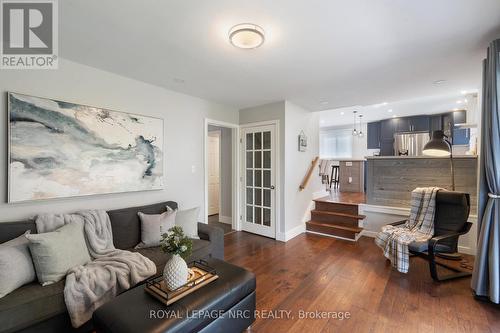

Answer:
[358,114,364,137]
[352,111,358,136]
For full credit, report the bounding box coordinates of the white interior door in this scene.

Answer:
[241,125,276,238]
[207,131,220,216]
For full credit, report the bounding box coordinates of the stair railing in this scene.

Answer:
[299,156,319,191]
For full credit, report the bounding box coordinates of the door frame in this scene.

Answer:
[239,120,280,239]
[207,129,221,216]
[204,119,240,231]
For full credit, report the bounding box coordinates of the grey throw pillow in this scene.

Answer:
[136,209,176,249]
[172,207,200,239]
[0,231,36,298]
[26,221,91,286]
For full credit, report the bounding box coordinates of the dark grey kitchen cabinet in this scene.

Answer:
[379,119,398,156]
[380,140,394,156]
[395,116,430,133]
[367,122,381,149]
[396,117,410,132]
[452,110,468,145]
[453,110,466,125]
[380,118,398,140]
[430,115,442,133]
[410,116,430,131]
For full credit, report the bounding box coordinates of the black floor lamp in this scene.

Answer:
[422,130,462,260]
[422,130,455,191]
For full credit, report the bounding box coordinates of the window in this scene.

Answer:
[320,128,353,159]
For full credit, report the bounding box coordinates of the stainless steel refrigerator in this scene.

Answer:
[393,131,431,156]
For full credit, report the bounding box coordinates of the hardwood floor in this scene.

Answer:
[208,214,234,234]
[224,232,500,333]
[316,190,366,205]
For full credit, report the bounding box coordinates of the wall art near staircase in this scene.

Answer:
[7,92,164,202]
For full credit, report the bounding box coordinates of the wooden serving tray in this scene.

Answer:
[145,266,218,306]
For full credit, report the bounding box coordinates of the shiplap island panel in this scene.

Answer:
[366,156,478,214]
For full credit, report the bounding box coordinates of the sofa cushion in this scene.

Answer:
[26,221,91,286]
[0,231,36,298]
[136,210,176,249]
[0,280,66,333]
[409,241,453,253]
[0,220,36,243]
[173,207,200,239]
[108,201,178,250]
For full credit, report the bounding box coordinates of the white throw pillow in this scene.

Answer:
[0,231,36,298]
[136,209,177,249]
[26,221,91,286]
[168,206,200,239]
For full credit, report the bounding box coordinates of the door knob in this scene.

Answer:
[270,185,275,190]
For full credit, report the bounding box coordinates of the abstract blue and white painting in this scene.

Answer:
[8,92,164,202]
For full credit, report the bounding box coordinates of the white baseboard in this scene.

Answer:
[360,230,378,238]
[276,224,305,242]
[219,215,232,224]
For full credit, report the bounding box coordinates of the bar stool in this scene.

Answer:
[330,165,339,189]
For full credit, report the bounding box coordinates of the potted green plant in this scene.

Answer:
[160,226,193,290]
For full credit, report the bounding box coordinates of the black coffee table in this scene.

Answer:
[93,258,256,333]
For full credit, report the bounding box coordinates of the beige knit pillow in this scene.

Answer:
[26,221,91,286]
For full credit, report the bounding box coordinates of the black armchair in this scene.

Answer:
[389,191,472,282]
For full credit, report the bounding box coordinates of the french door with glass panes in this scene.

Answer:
[241,125,276,238]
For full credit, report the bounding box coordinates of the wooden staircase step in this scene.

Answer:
[306,220,363,240]
[310,210,365,227]
[313,201,359,216]
[311,210,365,220]
[314,196,361,206]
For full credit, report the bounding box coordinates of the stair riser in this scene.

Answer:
[306,223,357,240]
[315,202,358,215]
[310,212,360,227]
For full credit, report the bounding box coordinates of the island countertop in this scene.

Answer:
[365,155,477,159]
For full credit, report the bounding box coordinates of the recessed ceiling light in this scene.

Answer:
[456,100,463,104]
[392,115,397,118]
[433,80,447,85]
[461,90,467,95]
[453,108,459,111]
[229,23,265,49]
[340,112,345,115]
[464,98,468,103]
[388,109,393,113]
[374,102,388,108]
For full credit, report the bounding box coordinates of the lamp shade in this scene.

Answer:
[423,130,451,157]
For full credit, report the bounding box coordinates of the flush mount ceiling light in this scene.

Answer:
[229,23,265,49]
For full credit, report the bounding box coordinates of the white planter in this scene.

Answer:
[163,254,189,290]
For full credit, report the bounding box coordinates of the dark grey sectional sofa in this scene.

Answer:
[0,201,224,333]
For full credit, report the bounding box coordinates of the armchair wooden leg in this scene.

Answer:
[428,251,439,281]
[427,249,472,282]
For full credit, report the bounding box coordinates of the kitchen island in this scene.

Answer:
[365,155,478,214]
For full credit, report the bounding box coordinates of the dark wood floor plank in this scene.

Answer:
[224,231,500,333]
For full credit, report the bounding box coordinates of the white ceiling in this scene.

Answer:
[60,1,500,110]
[318,92,476,128]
